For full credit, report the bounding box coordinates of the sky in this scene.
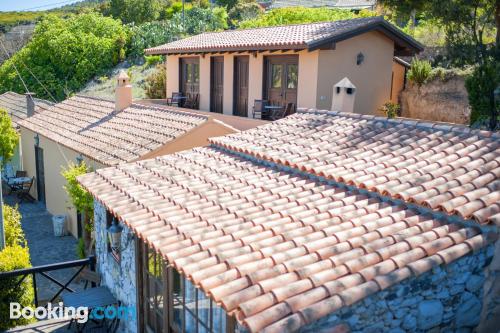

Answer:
[0,0,85,12]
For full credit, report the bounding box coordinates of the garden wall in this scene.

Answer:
[400,74,470,125]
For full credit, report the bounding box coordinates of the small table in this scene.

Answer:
[9,176,31,185]
[62,287,120,332]
[264,105,285,120]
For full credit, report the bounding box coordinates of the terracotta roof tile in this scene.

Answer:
[79,140,497,332]
[211,110,500,223]
[145,17,422,55]
[0,91,53,126]
[17,95,207,166]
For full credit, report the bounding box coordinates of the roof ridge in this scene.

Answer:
[146,16,384,51]
[297,108,500,139]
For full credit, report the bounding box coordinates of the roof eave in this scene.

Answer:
[145,44,307,56]
[307,19,424,55]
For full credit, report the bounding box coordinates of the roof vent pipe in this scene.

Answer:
[331,77,356,113]
[25,92,36,117]
[115,71,132,111]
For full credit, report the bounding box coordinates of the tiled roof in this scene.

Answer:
[18,95,208,166]
[78,110,499,333]
[0,91,54,126]
[270,0,376,9]
[213,110,500,224]
[145,16,422,55]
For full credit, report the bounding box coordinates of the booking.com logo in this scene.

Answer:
[10,302,136,323]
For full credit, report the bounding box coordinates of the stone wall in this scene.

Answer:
[299,245,494,333]
[478,237,500,332]
[94,202,138,333]
[400,75,470,125]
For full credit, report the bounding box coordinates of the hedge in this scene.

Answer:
[0,205,34,331]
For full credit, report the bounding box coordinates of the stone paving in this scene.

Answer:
[4,194,84,304]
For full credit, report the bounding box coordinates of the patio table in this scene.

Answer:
[9,177,31,185]
[264,105,285,120]
[62,286,120,332]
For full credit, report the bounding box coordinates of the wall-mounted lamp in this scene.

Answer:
[107,219,133,262]
[356,52,365,65]
[34,134,40,147]
[76,155,83,165]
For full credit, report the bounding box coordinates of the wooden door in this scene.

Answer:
[210,56,224,114]
[34,146,45,205]
[180,57,200,96]
[233,56,249,117]
[265,55,298,108]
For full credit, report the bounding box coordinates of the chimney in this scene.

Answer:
[331,77,356,113]
[115,70,132,111]
[25,92,36,117]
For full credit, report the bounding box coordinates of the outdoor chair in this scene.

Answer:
[284,102,295,116]
[16,170,28,178]
[1,164,15,188]
[16,177,34,203]
[252,100,268,119]
[184,93,199,109]
[166,92,183,107]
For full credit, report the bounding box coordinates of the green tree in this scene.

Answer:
[109,0,164,24]
[216,0,239,10]
[379,0,498,65]
[62,162,94,254]
[465,61,499,130]
[228,0,263,27]
[0,12,129,101]
[0,108,19,168]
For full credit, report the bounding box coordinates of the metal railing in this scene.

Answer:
[0,256,95,307]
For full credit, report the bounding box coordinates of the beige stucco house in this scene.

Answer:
[16,73,266,238]
[146,16,422,117]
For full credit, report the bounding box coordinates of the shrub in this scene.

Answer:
[239,7,375,29]
[0,245,34,331]
[379,102,401,118]
[145,55,163,67]
[407,58,432,87]
[465,61,500,130]
[3,204,25,247]
[0,12,129,101]
[145,64,167,99]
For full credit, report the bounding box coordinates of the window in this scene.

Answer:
[193,64,200,83]
[170,268,227,333]
[106,210,120,262]
[286,64,298,89]
[271,64,282,88]
[143,245,165,332]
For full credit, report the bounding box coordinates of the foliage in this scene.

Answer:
[62,162,94,220]
[228,0,263,27]
[145,55,163,67]
[0,12,129,101]
[76,238,86,259]
[108,0,164,25]
[216,0,239,10]
[0,204,32,330]
[0,245,34,330]
[128,7,228,58]
[380,0,499,66]
[407,58,432,87]
[239,7,376,29]
[379,102,401,118]
[3,204,25,248]
[0,108,19,167]
[465,61,500,130]
[145,64,167,99]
